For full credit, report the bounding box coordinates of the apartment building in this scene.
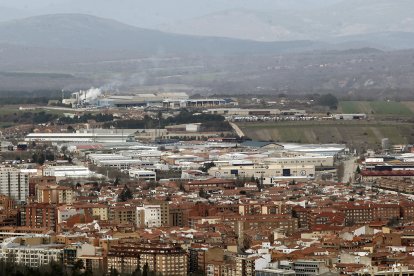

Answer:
[0,167,29,203]
[36,184,74,204]
[338,203,400,225]
[20,203,57,231]
[109,205,136,224]
[148,200,170,226]
[0,236,64,268]
[29,176,56,197]
[136,205,162,228]
[107,243,187,276]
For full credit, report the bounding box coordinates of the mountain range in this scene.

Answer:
[160,0,414,44]
[0,0,413,46]
[0,11,413,93]
[0,14,327,54]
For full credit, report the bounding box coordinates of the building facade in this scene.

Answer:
[0,167,29,203]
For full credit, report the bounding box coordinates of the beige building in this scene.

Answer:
[36,184,74,204]
[107,243,187,276]
[109,206,136,224]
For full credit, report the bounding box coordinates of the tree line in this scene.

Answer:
[103,110,231,131]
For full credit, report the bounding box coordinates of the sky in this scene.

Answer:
[0,0,343,28]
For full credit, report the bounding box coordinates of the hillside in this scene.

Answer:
[0,14,324,54]
[160,0,414,47]
[238,120,414,152]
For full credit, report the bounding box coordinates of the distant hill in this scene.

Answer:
[0,14,326,55]
[0,6,28,22]
[160,0,414,49]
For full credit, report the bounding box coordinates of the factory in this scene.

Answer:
[162,98,234,109]
[213,152,334,168]
[42,165,98,178]
[96,92,189,108]
[204,108,306,116]
[333,114,367,120]
[25,129,137,143]
[88,152,162,170]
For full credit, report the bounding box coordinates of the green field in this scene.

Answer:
[339,101,413,116]
[238,121,414,151]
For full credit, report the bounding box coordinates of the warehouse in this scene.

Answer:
[42,165,96,178]
[208,164,315,179]
[25,129,136,143]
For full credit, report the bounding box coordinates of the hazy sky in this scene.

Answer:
[0,0,343,27]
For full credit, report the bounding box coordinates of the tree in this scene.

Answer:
[356,165,361,174]
[142,262,149,276]
[32,152,46,165]
[317,94,338,109]
[109,267,119,276]
[387,216,400,227]
[200,162,215,173]
[132,263,142,276]
[67,125,76,133]
[118,185,133,202]
[198,188,209,199]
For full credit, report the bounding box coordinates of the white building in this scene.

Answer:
[262,156,334,167]
[129,170,156,181]
[25,129,136,143]
[97,159,144,170]
[136,205,162,228]
[0,237,63,267]
[208,164,315,180]
[57,206,84,223]
[0,167,29,203]
[163,98,228,109]
[43,165,94,178]
[88,153,159,170]
[334,114,367,120]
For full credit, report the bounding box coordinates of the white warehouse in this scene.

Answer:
[43,165,95,178]
[25,129,136,143]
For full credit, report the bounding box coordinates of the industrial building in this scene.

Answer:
[281,143,346,157]
[96,92,189,108]
[205,108,306,116]
[163,98,233,109]
[208,164,315,180]
[42,165,96,178]
[25,129,137,143]
[128,169,157,181]
[334,114,367,120]
[262,155,334,167]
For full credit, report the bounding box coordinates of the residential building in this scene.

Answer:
[0,167,29,203]
[107,243,187,276]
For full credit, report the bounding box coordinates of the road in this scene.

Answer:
[229,122,245,138]
[341,157,358,184]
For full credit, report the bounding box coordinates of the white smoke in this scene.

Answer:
[79,87,102,101]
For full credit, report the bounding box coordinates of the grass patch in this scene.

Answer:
[339,101,413,116]
[339,101,363,113]
[239,121,414,151]
[369,101,412,115]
